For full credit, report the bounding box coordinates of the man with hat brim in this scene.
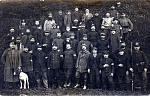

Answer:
[1,42,22,89]
[89,47,101,89]
[88,25,99,47]
[74,42,91,90]
[97,32,109,54]
[100,50,114,90]
[113,49,130,91]
[128,42,149,92]
[77,34,92,54]
[33,45,48,89]
[63,44,77,88]
[47,44,63,89]
[118,13,133,43]
[108,6,119,19]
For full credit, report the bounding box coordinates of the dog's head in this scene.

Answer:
[16,68,22,75]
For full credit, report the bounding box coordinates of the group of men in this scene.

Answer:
[1,2,149,92]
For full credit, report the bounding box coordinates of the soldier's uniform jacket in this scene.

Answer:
[114,53,129,76]
[33,50,47,72]
[42,35,53,50]
[76,50,91,73]
[89,53,101,70]
[28,42,37,54]
[47,50,63,69]
[88,31,99,42]
[132,50,149,73]
[20,51,33,72]
[77,40,92,53]
[100,57,114,77]
[91,16,102,31]
[118,17,133,33]
[97,38,109,53]
[50,28,61,40]
[63,49,77,69]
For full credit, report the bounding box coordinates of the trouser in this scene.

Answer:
[25,71,35,88]
[64,68,73,84]
[75,71,88,86]
[35,71,48,88]
[117,76,126,91]
[90,67,100,88]
[102,74,114,90]
[134,72,147,90]
[47,69,61,88]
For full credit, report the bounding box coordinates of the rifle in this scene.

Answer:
[130,41,134,91]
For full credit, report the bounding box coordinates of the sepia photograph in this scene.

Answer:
[0,0,150,95]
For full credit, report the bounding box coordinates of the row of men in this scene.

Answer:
[1,40,149,92]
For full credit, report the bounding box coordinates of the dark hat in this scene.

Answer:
[70,32,75,36]
[37,45,42,48]
[100,32,106,36]
[52,43,58,47]
[93,47,97,51]
[83,34,88,38]
[103,50,109,54]
[82,43,87,47]
[16,37,21,40]
[134,42,140,47]
[118,49,124,52]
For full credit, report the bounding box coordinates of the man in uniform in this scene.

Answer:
[47,44,63,89]
[100,51,114,90]
[74,44,91,90]
[118,13,133,43]
[33,45,48,89]
[129,42,149,92]
[89,47,101,89]
[63,44,77,87]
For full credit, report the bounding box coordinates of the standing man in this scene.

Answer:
[74,44,91,89]
[1,42,22,89]
[44,13,56,33]
[118,13,133,43]
[47,44,63,89]
[63,44,77,87]
[129,42,149,92]
[33,45,48,89]
[100,51,114,90]
[89,47,101,89]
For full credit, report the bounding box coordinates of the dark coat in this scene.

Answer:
[33,50,47,72]
[33,28,43,44]
[47,50,62,69]
[55,14,64,28]
[76,50,91,73]
[132,50,149,73]
[114,54,129,76]
[71,11,82,22]
[88,31,99,47]
[21,34,33,47]
[91,16,102,31]
[97,38,109,53]
[70,39,78,54]
[42,35,53,53]
[63,49,76,69]
[100,57,114,77]
[1,48,22,82]
[20,51,33,72]
[50,28,61,40]
[110,33,120,53]
[53,38,64,52]
[77,28,88,41]
[89,53,101,70]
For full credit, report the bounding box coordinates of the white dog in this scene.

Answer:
[19,71,29,89]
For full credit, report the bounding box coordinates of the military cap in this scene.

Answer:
[103,50,109,54]
[134,42,140,47]
[37,45,42,48]
[70,32,75,36]
[16,37,21,40]
[100,32,106,36]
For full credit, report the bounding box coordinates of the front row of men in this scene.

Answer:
[1,41,149,92]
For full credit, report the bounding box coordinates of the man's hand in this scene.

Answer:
[118,64,123,67]
[48,68,50,70]
[128,29,131,31]
[14,72,16,75]
[88,69,90,73]
[110,73,114,76]
[126,71,129,75]
[129,68,133,72]
[144,68,147,72]
[99,70,101,74]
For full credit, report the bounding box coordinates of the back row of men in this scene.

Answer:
[1,2,149,92]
